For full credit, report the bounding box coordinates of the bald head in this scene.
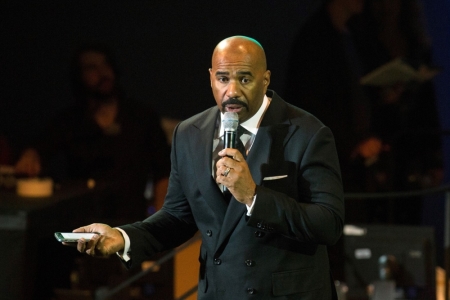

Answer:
[209,36,271,122]
[212,36,267,72]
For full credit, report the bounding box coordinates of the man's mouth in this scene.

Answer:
[222,98,248,113]
[225,104,244,113]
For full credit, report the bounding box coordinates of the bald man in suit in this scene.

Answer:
[71,36,344,299]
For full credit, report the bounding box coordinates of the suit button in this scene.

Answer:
[254,231,265,238]
[213,258,222,265]
[245,259,255,267]
[206,230,212,237]
[247,288,256,295]
[256,222,262,228]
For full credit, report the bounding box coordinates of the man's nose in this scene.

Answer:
[226,80,241,98]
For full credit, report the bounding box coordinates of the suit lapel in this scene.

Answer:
[215,91,295,250]
[191,108,229,224]
[215,125,273,247]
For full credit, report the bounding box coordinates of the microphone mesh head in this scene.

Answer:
[222,112,239,131]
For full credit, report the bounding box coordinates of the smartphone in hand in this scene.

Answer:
[54,232,98,243]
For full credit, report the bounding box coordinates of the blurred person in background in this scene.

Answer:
[348,0,444,226]
[351,0,443,195]
[15,43,171,219]
[14,44,172,300]
[285,0,389,224]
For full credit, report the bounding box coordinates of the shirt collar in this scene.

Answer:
[219,95,270,137]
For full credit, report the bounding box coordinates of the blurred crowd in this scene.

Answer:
[285,0,443,226]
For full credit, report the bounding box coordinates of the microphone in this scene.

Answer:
[222,112,239,149]
[221,112,238,195]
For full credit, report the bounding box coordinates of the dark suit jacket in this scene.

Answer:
[120,90,344,299]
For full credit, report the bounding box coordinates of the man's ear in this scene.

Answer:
[209,68,213,87]
[264,70,271,86]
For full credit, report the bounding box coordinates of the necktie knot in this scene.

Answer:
[237,125,250,159]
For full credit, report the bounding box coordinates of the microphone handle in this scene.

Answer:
[223,130,236,194]
[224,130,236,149]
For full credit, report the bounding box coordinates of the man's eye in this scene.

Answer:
[218,77,229,83]
[241,78,250,84]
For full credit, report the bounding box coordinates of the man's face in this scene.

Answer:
[79,51,116,97]
[209,48,270,123]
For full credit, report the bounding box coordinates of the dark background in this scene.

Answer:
[0,0,321,149]
[1,0,449,157]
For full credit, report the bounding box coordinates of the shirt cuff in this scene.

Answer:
[246,194,257,216]
[115,227,131,262]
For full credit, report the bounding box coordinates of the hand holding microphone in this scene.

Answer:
[221,112,238,193]
[217,112,256,206]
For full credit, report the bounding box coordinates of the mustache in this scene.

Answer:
[221,98,249,110]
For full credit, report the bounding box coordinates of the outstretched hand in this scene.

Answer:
[63,223,125,258]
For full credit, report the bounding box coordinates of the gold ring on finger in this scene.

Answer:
[222,167,231,177]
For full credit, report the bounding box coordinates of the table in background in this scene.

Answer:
[0,180,130,300]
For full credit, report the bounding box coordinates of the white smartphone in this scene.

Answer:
[54,232,98,242]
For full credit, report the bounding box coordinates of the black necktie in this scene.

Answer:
[237,125,248,159]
